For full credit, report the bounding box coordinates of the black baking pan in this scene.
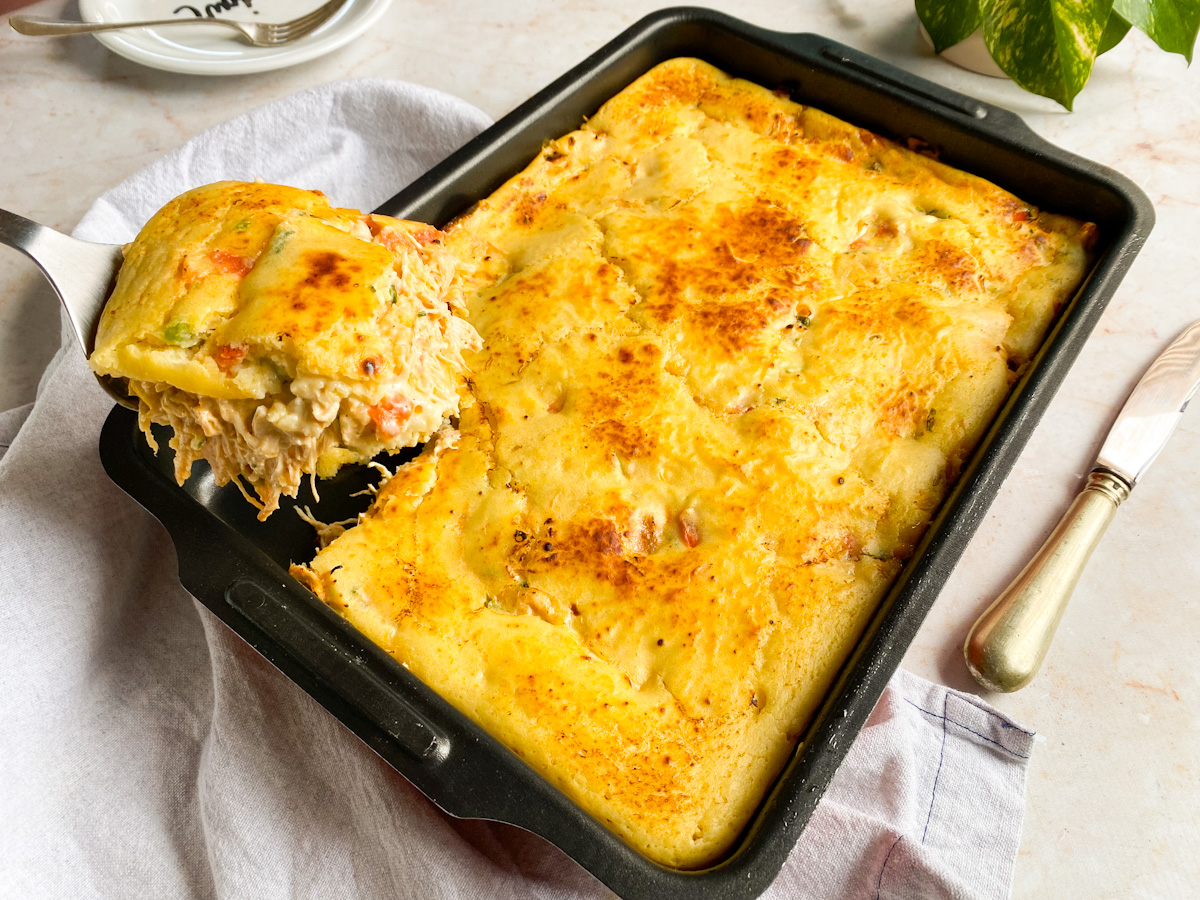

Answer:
[98,7,1154,899]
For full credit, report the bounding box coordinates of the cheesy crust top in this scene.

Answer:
[292,59,1096,867]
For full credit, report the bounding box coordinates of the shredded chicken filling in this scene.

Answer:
[130,377,427,519]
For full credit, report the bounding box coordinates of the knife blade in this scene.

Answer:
[1096,320,1200,484]
[965,319,1200,692]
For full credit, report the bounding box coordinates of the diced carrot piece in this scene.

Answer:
[368,395,414,438]
[372,221,442,253]
[410,227,442,246]
[213,344,247,376]
[678,509,700,548]
[209,248,251,276]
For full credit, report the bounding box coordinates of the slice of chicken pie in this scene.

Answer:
[89,181,480,519]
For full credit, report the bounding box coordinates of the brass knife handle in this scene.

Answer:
[964,469,1130,692]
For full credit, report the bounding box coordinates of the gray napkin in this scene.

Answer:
[0,78,1034,900]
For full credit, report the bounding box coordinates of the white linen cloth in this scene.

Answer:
[0,79,1036,900]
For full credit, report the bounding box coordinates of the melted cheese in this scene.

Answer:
[292,59,1096,867]
[215,213,400,382]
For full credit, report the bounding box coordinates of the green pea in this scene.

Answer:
[163,320,195,346]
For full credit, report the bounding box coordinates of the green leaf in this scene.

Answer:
[1114,0,1200,61]
[1099,10,1133,53]
[917,0,983,52]
[982,0,1113,110]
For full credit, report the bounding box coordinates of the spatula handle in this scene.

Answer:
[964,469,1130,692]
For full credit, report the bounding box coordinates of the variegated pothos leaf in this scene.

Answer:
[1114,0,1200,60]
[1099,10,1134,53]
[982,0,1114,109]
[916,0,983,52]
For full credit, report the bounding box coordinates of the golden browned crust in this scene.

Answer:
[294,59,1096,866]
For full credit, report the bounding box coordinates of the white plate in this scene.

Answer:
[78,0,392,75]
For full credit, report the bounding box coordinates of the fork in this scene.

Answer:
[9,0,350,47]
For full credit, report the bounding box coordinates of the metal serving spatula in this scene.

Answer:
[965,319,1200,692]
[0,207,135,408]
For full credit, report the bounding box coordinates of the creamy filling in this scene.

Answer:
[130,375,440,520]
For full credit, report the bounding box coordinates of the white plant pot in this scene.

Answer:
[918,23,1008,78]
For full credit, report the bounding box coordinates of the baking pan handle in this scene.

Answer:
[777,30,1042,143]
[225,577,451,764]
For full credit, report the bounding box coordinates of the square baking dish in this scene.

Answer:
[98,8,1153,899]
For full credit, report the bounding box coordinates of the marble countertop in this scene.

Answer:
[2,1,1197,896]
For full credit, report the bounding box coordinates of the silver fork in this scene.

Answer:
[0,208,135,408]
[9,0,350,47]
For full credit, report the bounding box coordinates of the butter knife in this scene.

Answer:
[965,319,1200,692]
